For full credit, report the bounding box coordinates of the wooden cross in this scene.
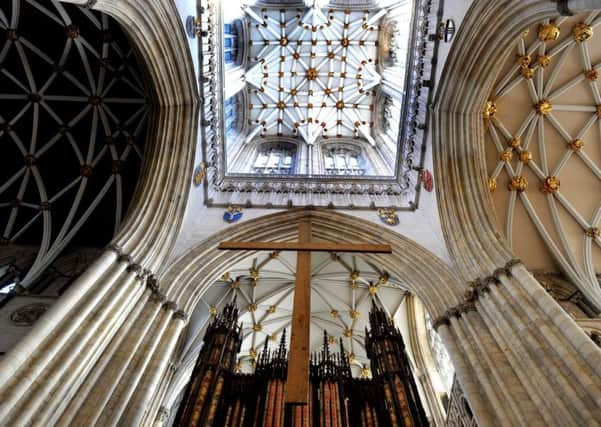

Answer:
[218,220,392,406]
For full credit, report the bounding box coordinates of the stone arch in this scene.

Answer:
[431,0,601,425]
[0,1,199,425]
[0,1,599,426]
[156,209,462,421]
[162,209,464,321]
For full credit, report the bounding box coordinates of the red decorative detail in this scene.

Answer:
[422,169,433,192]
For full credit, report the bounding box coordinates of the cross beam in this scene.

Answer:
[217,221,392,408]
[218,241,392,253]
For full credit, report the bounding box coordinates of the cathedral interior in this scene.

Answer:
[0,0,600,426]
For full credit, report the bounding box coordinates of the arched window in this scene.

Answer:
[323,146,366,176]
[253,143,296,175]
[224,96,237,140]
[224,21,240,66]
[224,92,246,148]
[425,312,454,392]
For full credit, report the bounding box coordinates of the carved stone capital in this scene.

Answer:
[135,268,151,281]
[492,267,507,281]
[505,258,522,273]
[146,275,160,293]
[150,291,166,304]
[447,307,460,318]
[432,315,450,330]
[458,301,477,314]
[117,253,132,264]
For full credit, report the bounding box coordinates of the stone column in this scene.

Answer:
[120,311,187,426]
[433,261,601,426]
[55,280,150,425]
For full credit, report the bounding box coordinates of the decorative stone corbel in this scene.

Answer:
[432,259,524,330]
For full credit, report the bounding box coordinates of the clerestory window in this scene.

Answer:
[323,147,366,176]
[253,144,296,175]
[224,21,240,66]
[224,96,237,141]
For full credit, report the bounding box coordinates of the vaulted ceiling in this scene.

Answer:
[0,0,149,286]
[201,0,433,209]
[244,7,382,145]
[195,250,409,376]
[485,12,601,298]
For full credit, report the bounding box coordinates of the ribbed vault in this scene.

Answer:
[196,250,409,375]
[162,209,463,325]
[0,0,149,287]
[484,11,601,306]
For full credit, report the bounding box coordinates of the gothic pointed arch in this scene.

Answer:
[0,0,199,424]
[432,0,601,424]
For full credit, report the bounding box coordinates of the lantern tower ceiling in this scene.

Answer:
[198,0,436,209]
[244,7,383,145]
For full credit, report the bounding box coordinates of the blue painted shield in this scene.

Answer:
[223,207,243,223]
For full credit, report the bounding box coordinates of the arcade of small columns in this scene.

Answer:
[0,1,600,427]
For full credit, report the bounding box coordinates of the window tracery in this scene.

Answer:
[253,143,296,175]
[323,146,366,176]
[425,312,454,393]
[224,21,241,66]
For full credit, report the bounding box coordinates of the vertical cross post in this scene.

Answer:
[285,220,312,406]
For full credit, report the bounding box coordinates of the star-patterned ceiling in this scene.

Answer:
[199,0,435,208]
[244,7,383,145]
[484,12,601,307]
[196,250,409,377]
[0,0,148,288]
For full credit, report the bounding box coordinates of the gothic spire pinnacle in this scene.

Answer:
[322,330,330,359]
[278,328,287,359]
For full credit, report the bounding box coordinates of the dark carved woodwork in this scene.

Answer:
[174,302,428,427]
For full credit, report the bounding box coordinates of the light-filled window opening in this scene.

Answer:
[225,96,237,141]
[253,144,296,175]
[323,147,366,176]
[224,22,239,66]
[425,312,455,392]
